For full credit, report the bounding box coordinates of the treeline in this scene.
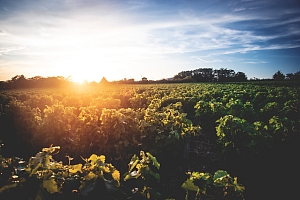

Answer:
[0,75,73,90]
[102,68,300,84]
[173,68,247,82]
[272,70,300,81]
[112,68,248,84]
[1,69,300,90]
[172,68,300,83]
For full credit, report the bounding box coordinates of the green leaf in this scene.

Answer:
[84,172,96,180]
[233,177,245,194]
[42,146,60,154]
[129,159,139,172]
[88,154,98,165]
[44,155,52,166]
[213,170,229,181]
[146,152,160,170]
[213,170,230,186]
[43,179,59,194]
[181,179,199,192]
[49,162,63,170]
[172,130,180,140]
[149,170,160,182]
[112,170,120,185]
[30,163,43,176]
[69,164,82,174]
[99,155,105,163]
[123,173,131,181]
[124,170,141,181]
[0,183,18,194]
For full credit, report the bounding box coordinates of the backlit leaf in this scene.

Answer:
[88,154,98,165]
[69,164,82,174]
[84,172,96,180]
[213,170,229,181]
[43,179,58,194]
[182,179,199,192]
[99,155,105,163]
[146,152,160,169]
[112,170,120,184]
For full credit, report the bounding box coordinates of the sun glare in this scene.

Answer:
[71,75,87,84]
[56,49,130,83]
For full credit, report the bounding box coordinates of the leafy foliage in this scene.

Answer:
[124,151,161,199]
[0,142,158,199]
[182,170,245,200]
[0,82,299,199]
[216,115,255,154]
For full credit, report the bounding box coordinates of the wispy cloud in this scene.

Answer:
[196,58,223,63]
[127,0,149,9]
[0,47,25,56]
[243,61,267,64]
[0,29,9,35]
[265,16,300,28]
[233,7,246,12]
[1,0,298,58]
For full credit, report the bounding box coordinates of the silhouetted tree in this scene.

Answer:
[4,75,29,88]
[293,71,300,81]
[213,68,235,82]
[100,77,109,84]
[286,71,300,81]
[273,70,285,81]
[174,68,247,83]
[234,72,247,82]
[192,68,213,82]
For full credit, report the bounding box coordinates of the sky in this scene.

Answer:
[0,0,300,82]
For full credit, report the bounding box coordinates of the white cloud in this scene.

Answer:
[0,29,9,36]
[243,61,267,64]
[196,58,223,63]
[233,7,246,12]
[265,16,300,28]
[0,47,25,56]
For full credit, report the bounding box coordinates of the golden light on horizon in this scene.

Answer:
[56,50,115,83]
[69,74,87,84]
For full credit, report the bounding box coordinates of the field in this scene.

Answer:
[0,82,299,199]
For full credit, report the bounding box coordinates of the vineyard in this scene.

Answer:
[0,82,299,199]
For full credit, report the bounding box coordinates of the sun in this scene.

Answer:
[67,67,107,84]
[70,74,87,84]
[57,50,121,83]
[67,65,96,84]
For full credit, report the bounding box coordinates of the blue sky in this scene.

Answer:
[0,0,299,82]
